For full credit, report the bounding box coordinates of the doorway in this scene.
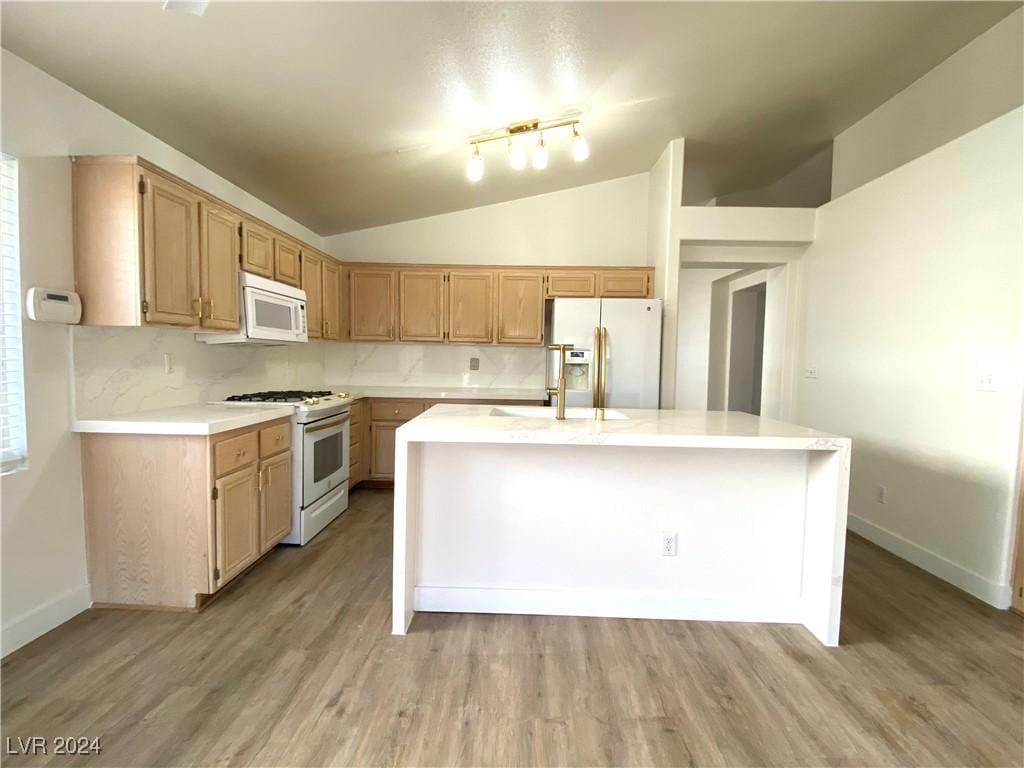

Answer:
[727,282,767,415]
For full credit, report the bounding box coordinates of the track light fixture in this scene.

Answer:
[463,118,589,182]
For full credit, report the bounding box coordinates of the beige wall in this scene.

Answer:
[0,50,324,655]
[324,173,649,266]
[832,8,1023,198]
[796,108,1024,605]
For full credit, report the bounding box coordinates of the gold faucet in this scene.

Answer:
[546,343,575,420]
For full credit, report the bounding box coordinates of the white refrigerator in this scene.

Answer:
[545,298,663,409]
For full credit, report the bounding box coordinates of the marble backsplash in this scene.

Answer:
[73,326,547,417]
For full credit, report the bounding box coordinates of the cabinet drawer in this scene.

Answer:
[214,431,259,477]
[259,421,291,458]
[370,400,423,422]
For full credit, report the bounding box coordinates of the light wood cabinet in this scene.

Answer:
[350,268,397,341]
[199,202,240,330]
[241,219,275,278]
[214,464,261,587]
[302,250,323,340]
[546,270,596,298]
[259,451,292,552]
[370,421,399,481]
[496,271,545,345]
[141,170,202,327]
[598,269,650,298]
[399,270,446,342]
[322,258,341,340]
[448,270,495,343]
[349,399,369,489]
[274,238,302,287]
[81,417,293,609]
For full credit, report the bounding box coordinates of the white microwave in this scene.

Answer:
[197,272,308,345]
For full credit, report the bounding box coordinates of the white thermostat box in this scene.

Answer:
[25,287,82,324]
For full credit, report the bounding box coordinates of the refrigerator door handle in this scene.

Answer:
[599,326,609,408]
[592,326,601,408]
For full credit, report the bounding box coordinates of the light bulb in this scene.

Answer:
[507,140,527,171]
[531,135,548,170]
[571,126,590,162]
[466,145,484,182]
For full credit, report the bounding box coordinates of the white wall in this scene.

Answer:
[674,268,738,409]
[832,9,1024,198]
[325,173,649,266]
[796,107,1024,606]
[717,144,833,208]
[0,50,326,655]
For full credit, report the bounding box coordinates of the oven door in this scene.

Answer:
[302,413,350,506]
[244,286,308,342]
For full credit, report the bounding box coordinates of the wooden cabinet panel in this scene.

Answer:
[259,451,292,552]
[598,270,650,298]
[259,421,291,457]
[546,271,596,297]
[322,259,341,340]
[448,270,495,344]
[140,171,200,327]
[399,270,446,342]
[370,400,423,421]
[214,431,258,477]
[302,251,323,340]
[274,238,302,287]
[496,271,545,345]
[241,219,274,278]
[214,464,260,586]
[370,422,398,480]
[198,201,240,330]
[350,268,397,341]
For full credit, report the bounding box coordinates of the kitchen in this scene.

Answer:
[2,3,1023,767]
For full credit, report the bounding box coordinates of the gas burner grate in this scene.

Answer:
[225,390,333,402]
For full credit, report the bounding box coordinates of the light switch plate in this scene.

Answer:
[975,372,997,392]
[804,366,819,379]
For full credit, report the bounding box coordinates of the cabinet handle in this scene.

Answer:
[258,467,265,491]
[236,448,246,459]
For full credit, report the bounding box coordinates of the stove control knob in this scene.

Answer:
[306,397,320,405]
[336,391,350,398]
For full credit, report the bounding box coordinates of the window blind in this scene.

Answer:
[0,155,27,474]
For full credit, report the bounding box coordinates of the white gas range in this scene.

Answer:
[213,390,353,545]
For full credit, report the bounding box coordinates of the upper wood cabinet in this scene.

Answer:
[274,238,302,287]
[598,269,651,298]
[350,268,397,341]
[199,202,241,331]
[496,271,545,345]
[241,219,275,278]
[448,270,495,344]
[322,258,341,340]
[399,270,446,343]
[547,270,596,298]
[302,250,323,340]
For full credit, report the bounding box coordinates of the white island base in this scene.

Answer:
[393,406,851,646]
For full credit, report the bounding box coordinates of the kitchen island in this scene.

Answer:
[393,405,851,646]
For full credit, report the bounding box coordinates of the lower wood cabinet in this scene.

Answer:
[370,421,400,481]
[81,417,293,609]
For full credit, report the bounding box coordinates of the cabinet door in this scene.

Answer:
[350,269,397,341]
[259,451,292,552]
[322,259,341,340]
[140,171,200,327]
[448,270,495,343]
[274,238,302,287]
[399,270,445,342]
[546,270,596,298]
[598,270,650,298]
[241,219,274,278]
[302,251,323,339]
[496,271,545,345]
[370,422,398,480]
[214,464,260,587]
[198,202,240,330]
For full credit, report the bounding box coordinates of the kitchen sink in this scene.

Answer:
[489,406,629,420]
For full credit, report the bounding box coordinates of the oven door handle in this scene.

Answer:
[304,416,350,433]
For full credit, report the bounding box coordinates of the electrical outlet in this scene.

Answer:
[877,485,888,504]
[164,353,173,374]
[975,372,997,392]
[661,531,678,557]
[804,366,819,379]
[469,357,480,371]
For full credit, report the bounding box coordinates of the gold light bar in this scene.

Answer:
[468,117,580,147]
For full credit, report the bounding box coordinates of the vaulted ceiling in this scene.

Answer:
[1,2,1017,234]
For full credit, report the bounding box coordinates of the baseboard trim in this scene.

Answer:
[1,584,91,657]
[414,586,803,626]
[848,515,1011,608]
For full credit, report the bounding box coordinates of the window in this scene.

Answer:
[1,155,27,475]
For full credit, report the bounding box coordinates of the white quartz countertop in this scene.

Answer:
[399,404,850,451]
[72,404,295,436]
[337,385,547,402]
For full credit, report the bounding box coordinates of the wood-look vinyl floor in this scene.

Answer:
[2,489,1022,767]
